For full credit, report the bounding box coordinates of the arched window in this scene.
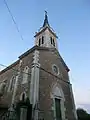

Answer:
[20,92,27,120]
[42,36,44,44]
[22,66,29,84]
[53,39,55,46]
[39,38,41,46]
[20,92,27,101]
[50,37,52,44]
[22,93,25,101]
[8,76,15,92]
[0,82,6,96]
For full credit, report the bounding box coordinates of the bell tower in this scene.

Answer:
[34,11,58,49]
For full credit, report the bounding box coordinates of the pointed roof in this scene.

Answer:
[34,11,58,38]
[43,11,50,27]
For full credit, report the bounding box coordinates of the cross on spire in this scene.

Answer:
[45,11,47,16]
[43,11,50,27]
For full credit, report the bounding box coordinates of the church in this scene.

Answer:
[0,12,77,120]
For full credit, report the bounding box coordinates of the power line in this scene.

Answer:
[3,0,24,41]
[0,63,71,85]
[0,63,31,76]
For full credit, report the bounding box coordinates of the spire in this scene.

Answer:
[43,11,50,27]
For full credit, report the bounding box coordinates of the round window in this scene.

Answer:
[52,65,59,75]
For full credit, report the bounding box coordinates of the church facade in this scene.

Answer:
[0,12,77,120]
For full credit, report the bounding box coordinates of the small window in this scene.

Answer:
[42,36,44,44]
[10,78,14,91]
[52,64,59,75]
[22,93,25,101]
[20,92,27,101]
[22,66,29,84]
[53,66,58,73]
[8,76,15,92]
[0,82,6,96]
[53,39,55,46]
[39,38,41,46]
[50,37,52,44]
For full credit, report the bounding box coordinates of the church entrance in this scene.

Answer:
[16,98,32,120]
[55,98,62,120]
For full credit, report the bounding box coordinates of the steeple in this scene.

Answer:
[43,11,50,27]
[34,12,58,49]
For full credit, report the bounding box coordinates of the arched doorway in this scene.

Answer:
[51,83,65,120]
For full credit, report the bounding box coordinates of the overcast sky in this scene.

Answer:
[0,0,90,113]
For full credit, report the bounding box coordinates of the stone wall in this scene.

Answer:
[38,48,76,120]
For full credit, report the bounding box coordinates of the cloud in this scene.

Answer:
[72,86,90,113]
[74,89,90,105]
